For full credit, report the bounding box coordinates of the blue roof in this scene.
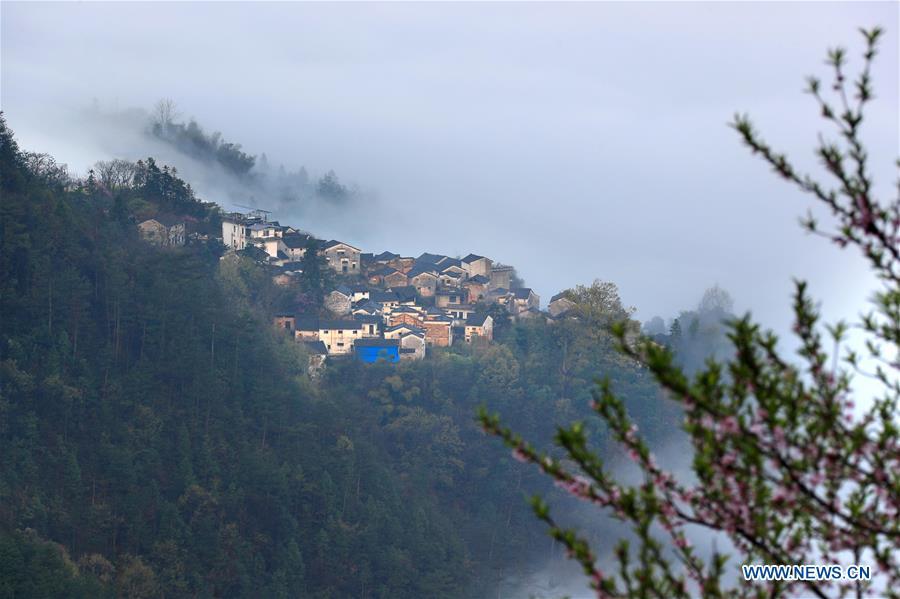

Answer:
[354,339,400,363]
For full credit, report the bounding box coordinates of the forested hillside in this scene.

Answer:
[0,116,684,598]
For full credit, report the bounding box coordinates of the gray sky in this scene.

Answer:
[2,1,898,332]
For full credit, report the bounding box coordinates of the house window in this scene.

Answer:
[337,342,344,347]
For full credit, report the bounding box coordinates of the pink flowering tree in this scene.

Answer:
[479,27,898,598]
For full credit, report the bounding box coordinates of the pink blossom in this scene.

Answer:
[722,416,739,435]
[511,448,529,463]
[624,424,639,444]
[661,501,676,520]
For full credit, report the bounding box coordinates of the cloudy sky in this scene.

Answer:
[2,1,897,333]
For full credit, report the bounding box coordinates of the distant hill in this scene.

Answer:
[0,114,683,598]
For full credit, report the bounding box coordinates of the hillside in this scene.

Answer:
[0,116,684,598]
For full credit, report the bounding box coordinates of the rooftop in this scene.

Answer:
[319,320,364,331]
[513,288,535,299]
[322,239,361,252]
[466,313,491,326]
[354,338,400,348]
[304,340,328,355]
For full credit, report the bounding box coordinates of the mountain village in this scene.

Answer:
[138,209,578,368]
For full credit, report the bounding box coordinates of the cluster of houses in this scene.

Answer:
[140,209,578,370]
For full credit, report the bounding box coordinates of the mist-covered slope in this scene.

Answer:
[0,115,688,598]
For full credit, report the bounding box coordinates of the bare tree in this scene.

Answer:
[151,98,180,134]
[94,159,137,191]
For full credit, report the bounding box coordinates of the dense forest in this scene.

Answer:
[0,115,714,598]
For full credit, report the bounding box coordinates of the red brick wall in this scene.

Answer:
[422,321,451,347]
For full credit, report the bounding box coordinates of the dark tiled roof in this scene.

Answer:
[368,266,398,277]
[239,246,270,262]
[550,292,571,303]
[319,320,363,331]
[467,274,490,284]
[514,288,535,299]
[295,317,320,331]
[407,265,439,278]
[304,340,328,355]
[461,253,487,263]
[416,252,447,264]
[370,291,399,303]
[283,234,313,248]
[389,286,418,302]
[353,300,382,313]
[374,251,400,261]
[353,314,382,324]
[466,313,490,326]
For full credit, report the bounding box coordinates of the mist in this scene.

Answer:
[3,4,898,596]
[3,2,897,333]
